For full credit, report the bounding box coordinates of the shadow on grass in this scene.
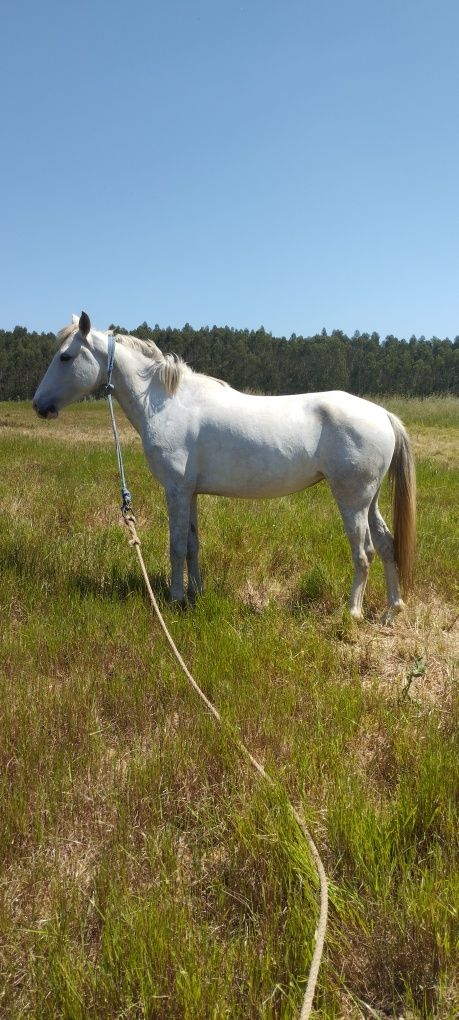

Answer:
[69,567,171,604]
[289,564,338,617]
[1,537,171,605]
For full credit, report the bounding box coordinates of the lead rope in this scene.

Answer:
[106,335,328,1018]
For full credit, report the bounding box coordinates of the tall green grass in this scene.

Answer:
[0,400,458,1018]
[379,394,459,429]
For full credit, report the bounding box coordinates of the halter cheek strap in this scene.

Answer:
[106,332,116,394]
[105,333,133,514]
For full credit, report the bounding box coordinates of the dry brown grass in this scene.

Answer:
[411,428,459,469]
[0,402,139,445]
[354,594,458,709]
[239,577,288,612]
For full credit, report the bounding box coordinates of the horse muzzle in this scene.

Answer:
[32,400,59,420]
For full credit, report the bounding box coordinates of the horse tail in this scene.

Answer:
[387,412,416,595]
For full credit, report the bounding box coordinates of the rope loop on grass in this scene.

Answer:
[120,510,328,1019]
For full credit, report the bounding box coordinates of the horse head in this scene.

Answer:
[33,312,104,418]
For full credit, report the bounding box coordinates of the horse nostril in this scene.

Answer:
[32,400,58,419]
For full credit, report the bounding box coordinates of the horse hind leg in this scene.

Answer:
[368,494,404,620]
[336,500,373,620]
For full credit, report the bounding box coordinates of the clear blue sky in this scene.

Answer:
[1,0,458,339]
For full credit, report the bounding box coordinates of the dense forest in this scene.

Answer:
[1,322,458,400]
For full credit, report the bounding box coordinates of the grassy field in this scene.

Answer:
[0,397,458,1019]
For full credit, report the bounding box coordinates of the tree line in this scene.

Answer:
[1,322,458,401]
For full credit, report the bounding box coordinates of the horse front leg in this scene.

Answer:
[165,487,191,603]
[187,494,203,599]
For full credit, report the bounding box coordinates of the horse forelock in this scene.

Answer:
[56,323,78,348]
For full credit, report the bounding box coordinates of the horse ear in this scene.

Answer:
[72,313,79,325]
[79,311,91,338]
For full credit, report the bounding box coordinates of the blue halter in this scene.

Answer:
[106,332,116,394]
[105,333,133,514]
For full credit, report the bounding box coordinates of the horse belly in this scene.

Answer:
[195,441,322,498]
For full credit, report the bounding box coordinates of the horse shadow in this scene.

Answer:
[287,565,337,615]
[1,537,171,606]
[69,567,170,604]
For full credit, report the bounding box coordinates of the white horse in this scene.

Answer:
[33,313,416,620]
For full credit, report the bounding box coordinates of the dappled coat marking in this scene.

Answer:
[33,313,416,619]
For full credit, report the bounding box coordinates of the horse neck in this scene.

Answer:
[109,344,153,435]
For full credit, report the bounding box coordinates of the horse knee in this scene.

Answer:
[170,534,188,561]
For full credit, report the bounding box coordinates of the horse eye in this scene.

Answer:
[60,352,73,362]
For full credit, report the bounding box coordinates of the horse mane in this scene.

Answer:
[55,323,227,397]
[119,334,184,396]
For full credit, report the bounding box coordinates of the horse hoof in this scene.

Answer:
[381,600,405,626]
[168,593,187,610]
[350,607,364,621]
